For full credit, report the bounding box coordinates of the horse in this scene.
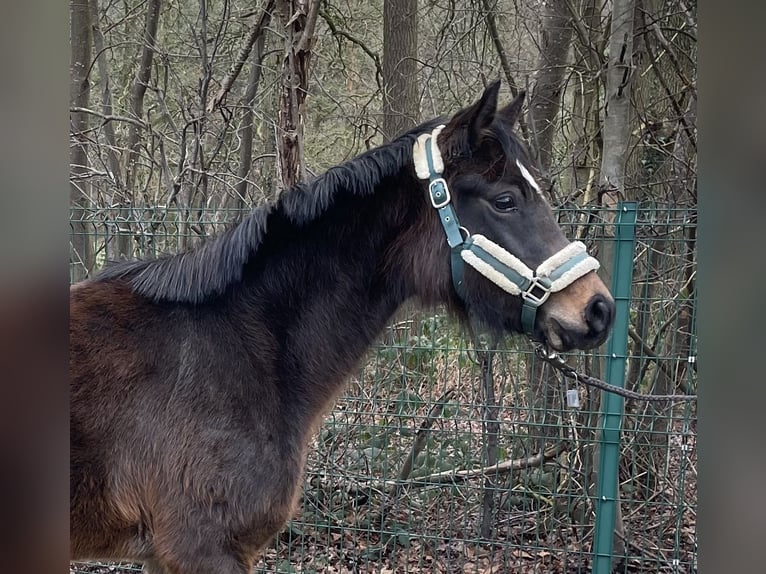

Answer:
[70,81,615,573]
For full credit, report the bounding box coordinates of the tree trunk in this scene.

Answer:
[529,0,575,194]
[275,0,319,191]
[260,37,280,201]
[670,93,697,203]
[381,0,419,141]
[598,0,636,210]
[480,0,530,143]
[593,0,637,561]
[625,239,664,394]
[669,93,697,389]
[89,0,125,263]
[567,0,603,205]
[122,0,162,259]
[89,0,123,192]
[478,348,499,539]
[526,0,576,457]
[180,0,212,250]
[70,0,94,281]
[231,14,271,215]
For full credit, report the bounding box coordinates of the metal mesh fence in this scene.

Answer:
[70,202,697,574]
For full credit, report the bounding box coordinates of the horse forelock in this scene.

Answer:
[92,119,445,304]
[439,118,535,187]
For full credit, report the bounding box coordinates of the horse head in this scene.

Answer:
[417,81,615,351]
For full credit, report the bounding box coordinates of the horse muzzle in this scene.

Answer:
[537,274,615,352]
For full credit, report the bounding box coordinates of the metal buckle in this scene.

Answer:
[521,276,552,306]
[429,178,451,209]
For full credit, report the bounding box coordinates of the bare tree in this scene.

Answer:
[70,0,94,281]
[121,0,162,259]
[593,0,638,560]
[89,0,123,196]
[275,0,319,190]
[598,0,636,210]
[566,0,605,205]
[232,6,273,212]
[528,0,575,195]
[382,0,419,141]
[209,0,276,115]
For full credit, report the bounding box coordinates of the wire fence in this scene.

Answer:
[70,202,697,574]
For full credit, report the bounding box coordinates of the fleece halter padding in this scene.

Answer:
[462,236,600,299]
[413,125,602,334]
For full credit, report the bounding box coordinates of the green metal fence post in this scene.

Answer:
[592,201,638,573]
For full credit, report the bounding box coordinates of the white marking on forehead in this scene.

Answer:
[515,159,542,195]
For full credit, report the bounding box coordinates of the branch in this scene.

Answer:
[208,0,275,113]
[638,8,696,152]
[367,387,456,528]
[395,388,456,491]
[628,324,679,384]
[648,18,694,92]
[479,0,521,95]
[70,107,148,129]
[296,0,320,53]
[479,0,531,143]
[677,0,697,40]
[410,443,564,485]
[319,8,383,85]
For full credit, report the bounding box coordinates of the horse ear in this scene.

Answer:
[497,90,526,128]
[443,80,501,150]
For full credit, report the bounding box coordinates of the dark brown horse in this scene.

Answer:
[70,82,614,573]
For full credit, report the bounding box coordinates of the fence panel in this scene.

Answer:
[70,203,697,574]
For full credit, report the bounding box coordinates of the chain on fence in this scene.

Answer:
[70,203,697,574]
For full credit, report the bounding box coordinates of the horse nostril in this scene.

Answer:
[585,294,614,334]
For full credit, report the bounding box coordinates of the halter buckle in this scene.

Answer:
[429,178,451,209]
[521,276,552,306]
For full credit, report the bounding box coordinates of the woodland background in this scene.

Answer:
[70,0,697,572]
[70,0,696,277]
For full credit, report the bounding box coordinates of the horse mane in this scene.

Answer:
[94,119,445,304]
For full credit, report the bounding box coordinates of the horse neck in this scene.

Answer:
[229,170,450,424]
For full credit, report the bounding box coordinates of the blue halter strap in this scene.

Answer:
[424,136,466,295]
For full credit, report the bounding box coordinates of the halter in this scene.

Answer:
[413,126,601,334]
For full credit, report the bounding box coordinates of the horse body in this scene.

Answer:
[70,83,615,573]
[70,282,300,564]
[71,145,445,571]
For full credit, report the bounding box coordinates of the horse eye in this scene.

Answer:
[493,195,516,212]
